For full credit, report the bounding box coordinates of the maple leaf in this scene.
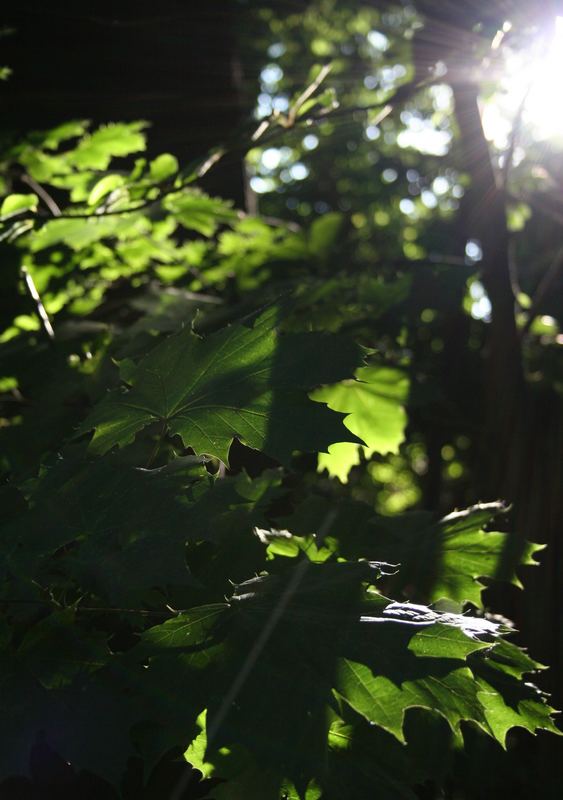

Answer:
[80,308,362,464]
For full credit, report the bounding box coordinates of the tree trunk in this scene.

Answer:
[452,75,563,709]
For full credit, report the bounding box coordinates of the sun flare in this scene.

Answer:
[483,16,563,147]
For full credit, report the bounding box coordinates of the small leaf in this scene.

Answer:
[41,120,88,149]
[31,214,149,251]
[164,189,236,236]
[0,193,38,221]
[308,212,343,259]
[184,710,215,778]
[87,174,125,206]
[150,153,179,182]
[69,122,147,170]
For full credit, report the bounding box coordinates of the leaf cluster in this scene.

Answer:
[0,111,559,800]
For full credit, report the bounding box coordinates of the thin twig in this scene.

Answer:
[305,73,439,125]
[251,118,271,143]
[32,148,219,222]
[21,173,62,217]
[196,148,226,178]
[35,195,158,221]
[286,62,333,125]
[32,155,210,222]
[30,75,432,226]
[21,266,55,339]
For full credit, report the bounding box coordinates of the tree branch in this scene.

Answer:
[21,266,55,340]
[21,173,61,217]
[30,75,434,226]
[521,248,563,337]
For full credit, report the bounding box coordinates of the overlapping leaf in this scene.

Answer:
[163,189,237,236]
[1,455,205,604]
[362,502,544,606]
[150,561,556,797]
[0,532,557,791]
[80,308,363,464]
[0,113,560,800]
[278,497,543,607]
[312,364,409,482]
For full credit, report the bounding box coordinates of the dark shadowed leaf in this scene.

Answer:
[80,308,363,464]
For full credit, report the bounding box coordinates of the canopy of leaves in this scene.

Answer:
[0,5,561,797]
[141,562,557,799]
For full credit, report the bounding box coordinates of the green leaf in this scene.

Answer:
[366,502,544,606]
[139,605,228,657]
[184,710,216,779]
[474,678,561,746]
[80,308,362,464]
[41,120,88,150]
[150,152,179,182]
[0,193,38,221]
[276,498,545,609]
[469,641,561,746]
[155,561,557,793]
[313,364,409,482]
[68,122,147,169]
[308,212,344,259]
[316,442,363,483]
[163,188,237,236]
[87,174,125,206]
[30,213,149,251]
[3,455,205,604]
[335,659,481,743]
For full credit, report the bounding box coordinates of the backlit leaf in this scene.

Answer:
[0,193,38,221]
[80,308,362,464]
[313,364,409,482]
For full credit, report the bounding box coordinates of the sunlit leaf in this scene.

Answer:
[142,561,558,795]
[163,189,236,236]
[314,365,409,482]
[87,174,125,206]
[0,193,38,221]
[149,153,179,182]
[68,122,147,169]
[80,308,362,464]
